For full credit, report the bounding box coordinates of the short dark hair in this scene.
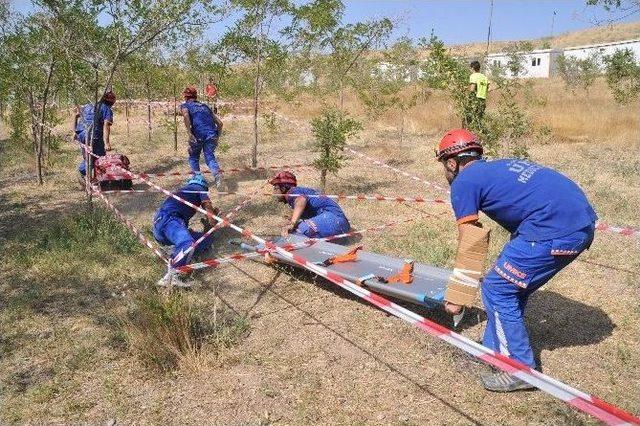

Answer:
[470,61,481,72]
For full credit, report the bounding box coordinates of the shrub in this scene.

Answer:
[124,291,248,372]
[310,108,362,191]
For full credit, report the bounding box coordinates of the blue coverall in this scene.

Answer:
[152,183,214,267]
[286,186,351,238]
[75,103,113,176]
[181,100,220,177]
[450,159,597,368]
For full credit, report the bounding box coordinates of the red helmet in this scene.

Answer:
[182,86,198,99]
[269,171,297,187]
[435,128,483,161]
[101,90,116,104]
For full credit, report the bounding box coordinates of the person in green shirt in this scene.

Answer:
[464,60,489,129]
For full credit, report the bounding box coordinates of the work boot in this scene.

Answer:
[156,270,191,289]
[480,371,536,392]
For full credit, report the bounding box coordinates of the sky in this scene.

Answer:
[335,0,639,45]
[10,0,639,46]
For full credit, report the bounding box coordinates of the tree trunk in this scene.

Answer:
[252,43,263,168]
[173,82,178,151]
[320,169,327,192]
[125,98,130,138]
[339,80,345,110]
[146,78,151,144]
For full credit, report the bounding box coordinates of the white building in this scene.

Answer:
[563,38,640,69]
[486,48,563,79]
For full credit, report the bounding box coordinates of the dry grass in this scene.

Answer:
[0,77,638,424]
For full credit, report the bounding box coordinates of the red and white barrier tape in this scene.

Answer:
[93,188,170,264]
[596,221,640,239]
[176,218,416,273]
[346,147,450,194]
[117,162,639,425]
[100,163,312,181]
[95,188,451,205]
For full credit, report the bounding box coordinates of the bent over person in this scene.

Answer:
[180,86,224,189]
[73,90,116,177]
[153,174,219,288]
[436,128,597,392]
[270,171,351,238]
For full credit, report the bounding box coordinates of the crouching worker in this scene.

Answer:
[436,129,597,392]
[270,171,351,238]
[153,174,220,287]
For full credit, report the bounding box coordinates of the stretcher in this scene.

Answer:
[238,234,465,326]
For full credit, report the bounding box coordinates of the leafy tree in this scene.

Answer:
[603,48,640,103]
[556,53,600,93]
[354,37,420,145]
[310,108,362,191]
[289,1,392,108]
[220,0,292,167]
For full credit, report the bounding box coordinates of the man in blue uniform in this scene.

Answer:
[269,171,351,238]
[436,129,597,392]
[180,86,224,189]
[153,174,219,287]
[73,90,116,177]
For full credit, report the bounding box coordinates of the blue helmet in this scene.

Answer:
[187,173,208,189]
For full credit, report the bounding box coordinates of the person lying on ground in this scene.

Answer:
[269,171,351,238]
[73,90,116,178]
[153,173,220,288]
[180,86,224,190]
[435,128,597,392]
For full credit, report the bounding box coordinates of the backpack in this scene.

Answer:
[95,153,133,190]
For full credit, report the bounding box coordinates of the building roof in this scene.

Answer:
[563,38,640,51]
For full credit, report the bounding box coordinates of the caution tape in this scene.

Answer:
[93,188,170,264]
[116,162,639,425]
[94,188,451,205]
[176,217,416,273]
[596,221,640,239]
[346,147,450,194]
[100,163,312,181]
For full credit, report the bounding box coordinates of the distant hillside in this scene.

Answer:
[447,20,640,58]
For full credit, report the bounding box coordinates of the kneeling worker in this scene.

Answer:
[270,171,351,238]
[436,129,597,392]
[153,174,220,287]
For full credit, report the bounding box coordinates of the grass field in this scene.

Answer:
[0,74,638,424]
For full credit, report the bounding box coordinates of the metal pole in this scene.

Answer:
[550,10,556,40]
[485,0,494,56]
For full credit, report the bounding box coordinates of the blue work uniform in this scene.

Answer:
[75,103,113,176]
[287,186,351,238]
[181,100,220,176]
[451,159,597,368]
[152,183,213,267]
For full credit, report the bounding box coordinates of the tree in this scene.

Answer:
[556,53,600,93]
[289,1,393,109]
[603,48,640,103]
[1,5,83,184]
[354,37,420,145]
[310,108,361,191]
[220,0,292,168]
